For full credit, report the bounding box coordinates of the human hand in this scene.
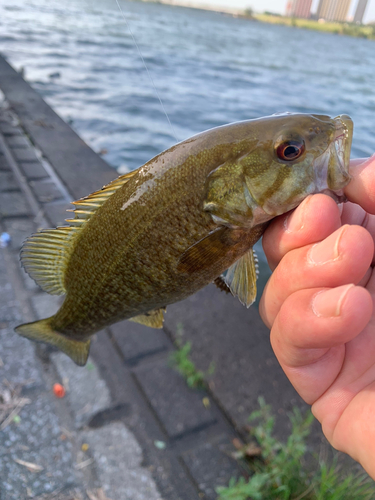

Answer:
[259,155,375,478]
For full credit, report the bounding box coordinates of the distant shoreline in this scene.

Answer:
[140,0,375,40]
[254,13,375,40]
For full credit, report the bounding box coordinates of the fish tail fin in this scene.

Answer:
[15,318,90,367]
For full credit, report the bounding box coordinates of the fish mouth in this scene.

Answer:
[312,114,353,203]
[333,114,353,178]
[323,115,353,195]
[321,188,347,204]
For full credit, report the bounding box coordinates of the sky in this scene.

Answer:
[195,0,375,23]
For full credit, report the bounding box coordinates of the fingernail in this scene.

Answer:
[285,195,312,233]
[312,284,354,318]
[308,226,347,265]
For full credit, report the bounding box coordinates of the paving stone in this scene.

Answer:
[52,352,111,429]
[5,135,29,148]
[29,179,63,203]
[31,293,63,320]
[20,268,41,292]
[82,423,163,500]
[110,320,169,365]
[0,122,22,136]
[164,285,306,434]
[180,437,241,499]
[12,147,39,163]
[0,393,77,499]
[0,245,42,383]
[0,322,43,387]
[0,171,18,191]
[134,362,216,439]
[0,191,31,217]
[0,239,81,500]
[18,161,48,179]
[0,391,67,456]
[2,217,34,250]
[0,152,11,171]
[44,201,72,227]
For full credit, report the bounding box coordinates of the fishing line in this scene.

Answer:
[115,0,178,142]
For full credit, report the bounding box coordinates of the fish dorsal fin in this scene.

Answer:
[20,170,138,295]
[129,307,166,329]
[67,169,138,226]
[223,248,259,308]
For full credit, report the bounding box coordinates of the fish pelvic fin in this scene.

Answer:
[15,319,90,366]
[223,247,259,308]
[129,307,166,329]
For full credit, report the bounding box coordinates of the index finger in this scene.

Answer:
[345,155,375,214]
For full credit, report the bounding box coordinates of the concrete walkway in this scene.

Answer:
[0,94,166,499]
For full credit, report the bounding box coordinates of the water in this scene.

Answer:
[1,0,374,173]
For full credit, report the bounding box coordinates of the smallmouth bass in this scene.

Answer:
[15,113,353,366]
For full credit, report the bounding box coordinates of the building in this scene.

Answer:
[353,0,369,23]
[286,0,313,17]
[316,0,352,21]
[317,0,332,19]
[335,0,352,21]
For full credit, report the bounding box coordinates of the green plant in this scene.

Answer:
[217,398,375,500]
[169,341,215,388]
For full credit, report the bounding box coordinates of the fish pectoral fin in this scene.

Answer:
[129,307,166,329]
[15,319,90,366]
[223,248,259,308]
[177,226,244,274]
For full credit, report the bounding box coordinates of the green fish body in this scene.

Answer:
[15,113,353,365]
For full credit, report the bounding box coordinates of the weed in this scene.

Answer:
[217,398,375,500]
[169,341,214,389]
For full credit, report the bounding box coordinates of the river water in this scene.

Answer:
[1,0,374,285]
[1,0,374,171]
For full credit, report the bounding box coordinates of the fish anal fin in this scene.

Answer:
[15,318,90,366]
[224,248,258,308]
[129,307,166,329]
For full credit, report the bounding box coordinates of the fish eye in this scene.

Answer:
[276,140,305,161]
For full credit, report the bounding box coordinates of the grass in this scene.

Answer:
[217,398,375,500]
[251,13,375,40]
[169,340,215,388]
[169,324,215,388]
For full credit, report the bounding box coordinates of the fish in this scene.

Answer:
[15,113,353,366]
